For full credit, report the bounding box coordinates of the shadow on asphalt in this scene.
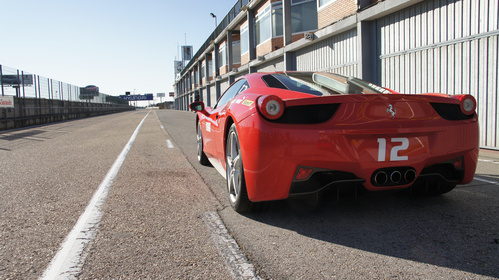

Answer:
[156,110,499,279]
[0,129,47,141]
[477,173,499,181]
[244,187,499,278]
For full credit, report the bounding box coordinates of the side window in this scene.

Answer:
[215,79,248,109]
[238,82,249,93]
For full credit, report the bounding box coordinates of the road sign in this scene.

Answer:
[181,46,193,61]
[157,93,165,98]
[169,92,175,97]
[119,94,154,101]
[80,85,100,98]
[0,96,15,108]
[174,61,183,75]
[1,74,33,86]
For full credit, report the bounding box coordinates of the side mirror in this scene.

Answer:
[189,101,208,115]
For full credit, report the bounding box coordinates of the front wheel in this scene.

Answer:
[197,123,210,166]
[226,124,252,212]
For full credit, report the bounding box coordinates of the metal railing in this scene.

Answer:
[0,64,127,105]
[180,0,250,77]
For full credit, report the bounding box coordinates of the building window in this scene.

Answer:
[272,2,283,37]
[241,25,249,55]
[271,0,317,35]
[193,70,198,84]
[207,60,213,77]
[291,0,317,32]
[232,40,241,65]
[201,64,205,79]
[255,5,271,45]
[318,0,335,8]
[218,44,227,66]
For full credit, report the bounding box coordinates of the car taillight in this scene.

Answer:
[454,94,476,115]
[257,95,285,120]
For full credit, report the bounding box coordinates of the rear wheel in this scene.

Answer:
[197,123,210,166]
[226,124,252,212]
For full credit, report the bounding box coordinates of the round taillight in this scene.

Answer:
[257,95,285,120]
[458,95,476,115]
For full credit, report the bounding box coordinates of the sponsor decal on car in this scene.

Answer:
[241,100,254,106]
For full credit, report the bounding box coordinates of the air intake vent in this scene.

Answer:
[272,104,340,124]
[431,103,474,120]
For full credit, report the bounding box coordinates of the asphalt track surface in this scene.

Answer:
[0,109,498,279]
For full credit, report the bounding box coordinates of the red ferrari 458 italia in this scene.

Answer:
[189,72,478,212]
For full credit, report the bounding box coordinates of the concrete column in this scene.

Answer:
[214,44,220,77]
[198,61,203,87]
[197,62,203,101]
[204,57,211,107]
[0,65,4,96]
[213,43,221,100]
[247,9,256,62]
[357,21,380,84]
[227,31,234,72]
[216,80,221,101]
[283,0,292,46]
[283,0,296,71]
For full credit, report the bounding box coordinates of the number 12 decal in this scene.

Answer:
[377,138,409,162]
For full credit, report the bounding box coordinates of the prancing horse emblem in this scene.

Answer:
[386,104,396,119]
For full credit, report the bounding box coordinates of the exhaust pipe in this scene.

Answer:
[390,171,402,184]
[404,169,416,182]
[373,171,388,185]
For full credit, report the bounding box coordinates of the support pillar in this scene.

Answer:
[283,0,296,71]
[357,21,379,84]
[227,30,234,72]
[205,57,212,107]
[0,65,4,96]
[247,9,256,63]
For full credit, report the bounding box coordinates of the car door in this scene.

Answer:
[206,79,248,167]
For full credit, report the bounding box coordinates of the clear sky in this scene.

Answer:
[0,0,235,102]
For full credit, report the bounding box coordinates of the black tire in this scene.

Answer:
[196,123,210,166]
[225,124,252,212]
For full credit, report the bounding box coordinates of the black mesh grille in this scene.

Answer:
[290,171,361,194]
[272,104,340,124]
[431,103,474,120]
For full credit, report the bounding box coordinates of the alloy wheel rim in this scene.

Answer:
[226,131,241,203]
[197,126,202,160]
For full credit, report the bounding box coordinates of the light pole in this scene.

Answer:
[210,13,217,29]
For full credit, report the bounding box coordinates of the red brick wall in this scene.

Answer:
[318,0,357,29]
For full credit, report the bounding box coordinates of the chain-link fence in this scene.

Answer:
[0,64,133,130]
[0,64,126,104]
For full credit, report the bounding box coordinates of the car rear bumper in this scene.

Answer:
[237,113,479,202]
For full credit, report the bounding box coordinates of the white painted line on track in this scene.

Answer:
[166,139,175,149]
[202,212,261,280]
[40,112,150,280]
[478,158,499,164]
[474,176,499,186]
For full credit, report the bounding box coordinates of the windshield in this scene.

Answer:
[263,72,391,96]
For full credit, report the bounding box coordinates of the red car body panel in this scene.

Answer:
[195,73,479,202]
